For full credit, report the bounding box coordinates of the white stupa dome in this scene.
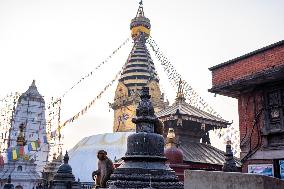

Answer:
[68,132,133,182]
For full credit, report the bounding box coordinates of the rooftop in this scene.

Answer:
[209,40,284,71]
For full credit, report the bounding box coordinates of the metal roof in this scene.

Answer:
[156,100,229,128]
[179,142,241,167]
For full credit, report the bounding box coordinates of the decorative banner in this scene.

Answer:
[280,160,284,180]
[248,164,274,177]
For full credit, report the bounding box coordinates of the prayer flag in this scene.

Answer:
[31,142,36,150]
[38,138,41,146]
[24,145,29,154]
[12,149,18,160]
[43,136,48,144]
[19,146,24,156]
[7,148,12,161]
[28,143,32,151]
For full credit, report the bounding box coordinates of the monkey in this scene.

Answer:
[92,150,114,188]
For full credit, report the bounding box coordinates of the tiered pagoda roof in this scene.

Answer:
[119,38,159,93]
[118,1,159,94]
[156,97,229,128]
[112,1,167,132]
[156,81,230,129]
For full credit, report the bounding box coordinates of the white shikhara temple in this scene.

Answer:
[8,80,49,172]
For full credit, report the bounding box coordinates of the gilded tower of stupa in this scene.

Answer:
[111,1,168,132]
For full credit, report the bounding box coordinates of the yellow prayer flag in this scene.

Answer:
[12,149,17,160]
[31,142,36,150]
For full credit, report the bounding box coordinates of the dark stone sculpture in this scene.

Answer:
[92,150,114,188]
[3,175,14,189]
[222,141,238,172]
[51,151,80,189]
[107,87,183,188]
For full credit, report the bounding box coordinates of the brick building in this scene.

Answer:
[209,40,284,179]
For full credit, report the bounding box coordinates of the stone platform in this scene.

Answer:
[184,170,284,189]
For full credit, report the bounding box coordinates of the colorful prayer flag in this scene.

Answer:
[38,138,41,146]
[43,135,48,144]
[28,143,32,151]
[7,148,12,161]
[12,149,18,160]
[24,145,29,154]
[19,146,24,156]
[31,142,36,151]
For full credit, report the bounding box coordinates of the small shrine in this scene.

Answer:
[51,151,80,189]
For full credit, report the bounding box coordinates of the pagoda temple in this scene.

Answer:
[8,80,48,172]
[158,82,241,179]
[110,1,168,132]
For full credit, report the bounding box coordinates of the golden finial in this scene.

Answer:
[131,0,150,40]
[176,79,186,102]
[166,128,178,148]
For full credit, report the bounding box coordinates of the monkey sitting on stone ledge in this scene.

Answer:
[92,150,114,188]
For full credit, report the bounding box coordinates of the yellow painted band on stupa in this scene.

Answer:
[131,26,150,36]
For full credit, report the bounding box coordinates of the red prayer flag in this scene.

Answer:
[19,146,24,156]
[38,138,41,146]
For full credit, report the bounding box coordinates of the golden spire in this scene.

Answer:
[137,0,144,17]
[175,79,186,102]
[130,0,151,40]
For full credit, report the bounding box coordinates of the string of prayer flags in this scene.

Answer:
[57,37,130,101]
[148,36,241,155]
[54,56,129,131]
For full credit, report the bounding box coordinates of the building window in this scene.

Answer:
[264,84,284,146]
[266,89,284,131]
[17,165,22,171]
